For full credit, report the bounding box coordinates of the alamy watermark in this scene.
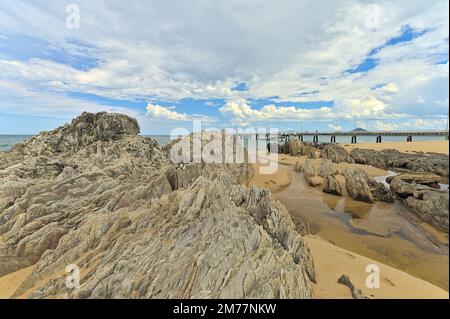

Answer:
[365,4,380,30]
[66,264,80,289]
[365,264,380,289]
[65,4,80,29]
[169,120,279,175]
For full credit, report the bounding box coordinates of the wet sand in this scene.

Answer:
[305,235,448,299]
[342,140,449,155]
[248,162,292,193]
[272,162,449,295]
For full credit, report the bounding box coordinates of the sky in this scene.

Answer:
[0,0,448,135]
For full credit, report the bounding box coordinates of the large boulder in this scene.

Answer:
[280,140,317,158]
[368,179,394,203]
[322,175,343,196]
[302,159,323,187]
[318,160,342,196]
[318,160,339,178]
[321,144,353,163]
[390,178,449,231]
[343,168,374,203]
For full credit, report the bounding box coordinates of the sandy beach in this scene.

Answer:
[248,162,292,193]
[248,140,449,298]
[305,235,449,299]
[342,140,449,155]
[0,265,34,299]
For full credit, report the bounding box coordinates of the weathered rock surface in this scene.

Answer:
[281,140,316,158]
[0,112,314,299]
[350,148,449,177]
[302,160,323,187]
[318,160,342,196]
[386,172,441,188]
[338,274,368,299]
[318,160,338,178]
[390,178,449,231]
[343,168,374,203]
[321,144,354,164]
[368,179,394,203]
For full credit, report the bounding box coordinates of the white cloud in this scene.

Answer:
[370,118,447,131]
[146,103,215,123]
[328,124,343,131]
[0,0,448,131]
[146,104,189,121]
[219,99,407,123]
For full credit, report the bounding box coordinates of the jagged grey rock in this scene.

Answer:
[323,175,343,196]
[0,112,314,299]
[390,178,449,231]
[350,149,449,177]
[302,160,322,187]
[318,160,338,178]
[343,168,374,203]
[338,274,368,299]
[368,180,394,203]
[318,160,342,196]
[280,140,316,158]
[386,172,441,188]
[321,144,354,163]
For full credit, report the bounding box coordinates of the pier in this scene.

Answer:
[238,130,449,144]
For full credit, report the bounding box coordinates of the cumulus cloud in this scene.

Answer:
[146,104,215,123]
[328,124,343,131]
[0,0,448,132]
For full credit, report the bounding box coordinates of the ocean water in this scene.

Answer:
[0,135,34,151]
[0,134,446,152]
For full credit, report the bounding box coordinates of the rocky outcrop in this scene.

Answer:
[390,178,449,231]
[280,140,316,158]
[0,112,314,299]
[368,180,394,203]
[302,160,323,187]
[386,172,441,188]
[343,168,374,203]
[321,144,354,163]
[318,160,342,196]
[350,148,449,177]
[318,160,338,178]
[322,175,343,196]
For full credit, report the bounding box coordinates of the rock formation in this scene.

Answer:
[343,168,374,203]
[390,178,449,231]
[338,275,368,299]
[0,112,315,299]
[350,149,449,177]
[385,172,441,189]
[321,144,354,163]
[281,140,316,158]
[302,160,323,187]
[318,160,342,196]
[368,179,394,203]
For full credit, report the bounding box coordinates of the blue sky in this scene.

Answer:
[0,0,448,134]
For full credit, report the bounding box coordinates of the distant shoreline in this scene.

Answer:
[1,134,448,152]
